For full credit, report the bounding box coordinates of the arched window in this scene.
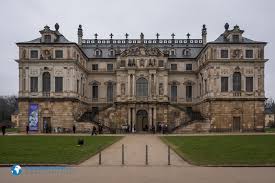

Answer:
[183,48,191,56]
[95,49,102,57]
[42,72,51,92]
[136,78,148,97]
[233,72,241,91]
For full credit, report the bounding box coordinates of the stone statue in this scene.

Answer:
[22,49,26,59]
[55,23,59,31]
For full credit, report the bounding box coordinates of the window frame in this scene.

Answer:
[92,84,99,99]
[30,50,39,59]
[30,77,38,92]
[220,49,229,59]
[44,35,52,43]
[136,78,148,97]
[186,64,193,71]
[55,77,63,92]
[233,72,242,92]
[171,64,177,71]
[92,64,99,71]
[107,64,113,71]
[221,77,229,92]
[245,49,254,59]
[55,50,63,59]
[246,77,253,92]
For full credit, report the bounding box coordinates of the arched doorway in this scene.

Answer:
[136,110,148,132]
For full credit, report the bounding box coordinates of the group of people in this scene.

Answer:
[72,125,103,135]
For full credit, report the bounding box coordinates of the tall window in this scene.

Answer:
[136,78,148,97]
[186,64,192,71]
[221,50,229,58]
[44,35,51,43]
[233,72,241,91]
[30,77,38,92]
[107,64,113,71]
[171,85,177,102]
[77,80,79,93]
[42,72,51,92]
[186,85,192,101]
[92,84,98,99]
[158,60,164,67]
[55,50,63,59]
[55,77,63,92]
[107,83,113,102]
[246,77,253,92]
[30,50,38,59]
[221,77,229,92]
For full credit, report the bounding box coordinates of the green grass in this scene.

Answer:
[0,136,122,164]
[265,128,275,133]
[161,135,275,166]
[6,128,19,133]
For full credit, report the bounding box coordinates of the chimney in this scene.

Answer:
[77,24,83,45]
[202,24,207,45]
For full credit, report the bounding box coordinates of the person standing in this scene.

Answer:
[1,125,6,136]
[26,125,29,134]
[73,125,76,134]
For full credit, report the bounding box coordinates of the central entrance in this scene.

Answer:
[136,110,149,132]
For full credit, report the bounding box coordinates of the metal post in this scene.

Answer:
[145,145,148,165]
[168,145,171,165]
[122,144,124,165]
[99,151,102,165]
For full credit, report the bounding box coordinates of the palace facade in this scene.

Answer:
[16,23,268,133]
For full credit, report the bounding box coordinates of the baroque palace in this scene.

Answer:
[16,23,267,133]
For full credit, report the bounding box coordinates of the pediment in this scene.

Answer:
[120,45,164,57]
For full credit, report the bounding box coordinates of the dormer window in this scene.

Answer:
[233,35,240,42]
[170,50,176,56]
[183,49,191,56]
[95,49,102,57]
[44,35,51,43]
[109,50,115,57]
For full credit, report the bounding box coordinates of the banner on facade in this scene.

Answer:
[29,104,39,131]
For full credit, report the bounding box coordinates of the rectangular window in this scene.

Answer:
[246,77,253,92]
[171,64,177,70]
[233,35,239,42]
[30,50,38,59]
[92,85,98,99]
[30,77,38,92]
[120,60,126,67]
[186,85,192,99]
[186,64,192,71]
[171,85,177,102]
[55,77,63,92]
[220,50,229,58]
[77,80,79,93]
[221,77,229,92]
[245,50,253,59]
[55,50,63,59]
[107,64,113,71]
[92,64,98,71]
[158,60,164,67]
[44,35,51,43]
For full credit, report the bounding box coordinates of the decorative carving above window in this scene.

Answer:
[89,80,101,85]
[168,80,180,85]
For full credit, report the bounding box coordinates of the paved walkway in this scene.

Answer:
[81,134,189,166]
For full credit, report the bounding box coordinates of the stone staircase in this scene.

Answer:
[169,104,210,133]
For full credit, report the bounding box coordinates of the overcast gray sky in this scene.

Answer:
[0,0,274,98]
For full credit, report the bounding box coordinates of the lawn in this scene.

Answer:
[265,128,275,133]
[0,135,122,164]
[161,135,275,166]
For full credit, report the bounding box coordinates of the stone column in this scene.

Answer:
[133,74,136,97]
[127,74,130,96]
[149,106,152,130]
[149,74,152,97]
[153,106,157,131]
[133,107,136,132]
[128,107,131,126]
[164,75,168,96]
